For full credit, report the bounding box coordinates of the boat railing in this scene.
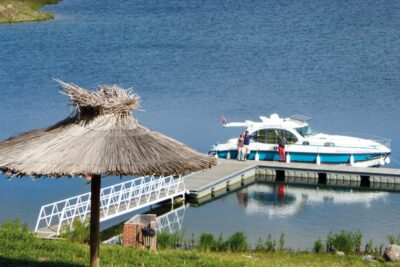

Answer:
[330,132,391,149]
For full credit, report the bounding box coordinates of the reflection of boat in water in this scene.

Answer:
[210,114,391,167]
[237,184,388,218]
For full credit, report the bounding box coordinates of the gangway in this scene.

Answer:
[35,175,187,238]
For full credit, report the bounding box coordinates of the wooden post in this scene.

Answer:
[90,175,101,267]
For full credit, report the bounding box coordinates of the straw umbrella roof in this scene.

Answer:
[0,80,216,178]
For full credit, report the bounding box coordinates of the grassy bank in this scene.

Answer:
[1,221,399,267]
[0,0,60,24]
[0,238,376,267]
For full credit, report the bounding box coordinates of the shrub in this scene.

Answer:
[157,231,183,249]
[353,231,362,253]
[213,234,227,252]
[386,234,400,245]
[313,239,324,253]
[255,237,265,251]
[326,232,334,252]
[169,231,183,248]
[157,231,172,249]
[226,232,248,252]
[279,233,285,251]
[62,219,89,243]
[199,233,214,251]
[329,231,355,254]
[265,234,276,252]
[387,234,395,245]
[0,219,36,250]
[364,239,374,255]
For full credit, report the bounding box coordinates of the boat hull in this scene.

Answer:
[208,149,390,167]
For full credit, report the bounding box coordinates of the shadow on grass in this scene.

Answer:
[0,256,84,267]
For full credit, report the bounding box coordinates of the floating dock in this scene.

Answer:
[35,159,400,237]
[185,159,400,200]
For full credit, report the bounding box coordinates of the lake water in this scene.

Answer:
[1,0,400,249]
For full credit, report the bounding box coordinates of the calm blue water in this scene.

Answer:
[1,0,400,247]
[181,182,400,250]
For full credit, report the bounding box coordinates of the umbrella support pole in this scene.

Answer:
[90,175,101,267]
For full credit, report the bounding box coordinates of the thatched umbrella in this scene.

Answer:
[0,80,216,267]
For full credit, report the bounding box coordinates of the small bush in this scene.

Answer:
[255,237,265,251]
[157,231,172,249]
[62,219,89,243]
[326,232,334,252]
[279,233,285,251]
[265,234,276,252]
[226,232,248,252]
[353,231,362,253]
[329,231,355,254]
[313,239,324,253]
[157,231,182,249]
[199,233,214,251]
[0,219,36,249]
[387,234,395,245]
[213,234,227,252]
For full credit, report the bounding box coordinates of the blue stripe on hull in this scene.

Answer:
[213,150,386,164]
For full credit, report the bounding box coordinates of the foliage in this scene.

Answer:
[157,231,183,249]
[255,237,265,251]
[0,223,389,266]
[313,239,324,253]
[325,230,367,254]
[326,232,334,252]
[328,230,356,254]
[0,219,36,252]
[265,234,276,252]
[213,234,227,252]
[387,234,396,245]
[353,231,362,253]
[199,233,215,251]
[62,219,89,244]
[387,233,400,246]
[279,233,285,251]
[225,232,248,252]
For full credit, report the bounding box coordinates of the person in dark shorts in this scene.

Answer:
[243,131,251,160]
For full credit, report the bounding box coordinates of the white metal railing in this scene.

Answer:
[157,205,185,233]
[35,175,186,237]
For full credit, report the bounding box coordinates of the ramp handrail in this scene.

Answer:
[35,175,186,236]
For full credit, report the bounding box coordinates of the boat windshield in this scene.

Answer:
[295,126,313,137]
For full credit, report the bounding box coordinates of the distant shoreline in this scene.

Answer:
[0,0,61,24]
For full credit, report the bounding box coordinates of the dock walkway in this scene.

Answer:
[35,159,400,237]
[185,159,400,199]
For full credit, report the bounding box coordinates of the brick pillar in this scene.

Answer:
[123,214,157,249]
[123,224,144,247]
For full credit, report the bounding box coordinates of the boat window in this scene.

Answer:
[324,142,335,147]
[252,129,298,144]
[303,141,310,145]
[295,126,313,137]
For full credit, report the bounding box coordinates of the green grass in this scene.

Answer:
[0,0,60,24]
[1,220,399,267]
[0,240,388,267]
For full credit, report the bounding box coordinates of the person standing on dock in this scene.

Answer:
[237,134,245,161]
[278,136,287,162]
[243,130,251,160]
